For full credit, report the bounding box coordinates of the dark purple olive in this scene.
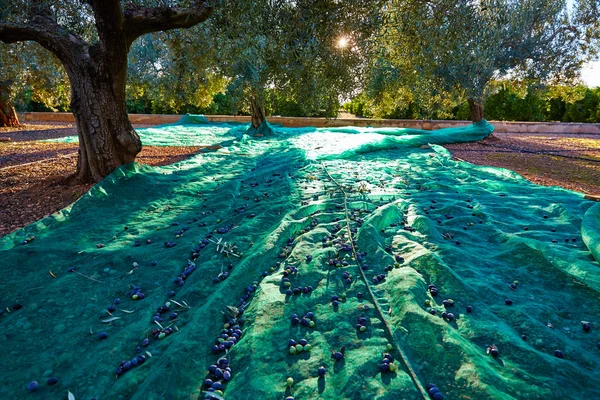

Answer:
[98,331,109,340]
[27,381,39,392]
[582,322,591,332]
[218,358,229,368]
[12,303,23,310]
[318,366,327,376]
[211,381,224,390]
[466,305,473,313]
[47,377,59,385]
[505,299,513,305]
[555,350,564,358]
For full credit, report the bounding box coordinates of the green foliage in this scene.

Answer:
[563,88,600,122]
[0,41,69,111]
[343,81,600,122]
[484,89,545,122]
[574,0,600,58]
[377,0,586,120]
[4,0,599,123]
[126,32,227,115]
[343,93,374,118]
[205,0,384,118]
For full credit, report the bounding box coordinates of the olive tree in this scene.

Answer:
[0,0,212,182]
[387,0,584,122]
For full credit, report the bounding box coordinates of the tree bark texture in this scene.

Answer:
[0,0,212,182]
[66,58,141,182]
[250,95,266,129]
[0,101,20,127]
[0,83,20,127]
[468,98,485,123]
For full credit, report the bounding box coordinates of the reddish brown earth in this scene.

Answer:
[445,132,600,198]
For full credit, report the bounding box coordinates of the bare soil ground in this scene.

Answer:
[1,122,599,236]
[445,131,600,198]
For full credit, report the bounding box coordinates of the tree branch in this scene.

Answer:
[91,0,124,51]
[0,12,87,66]
[123,1,213,45]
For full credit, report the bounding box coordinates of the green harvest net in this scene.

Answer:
[2,117,600,400]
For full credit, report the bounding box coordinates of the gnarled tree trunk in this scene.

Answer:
[468,98,484,123]
[0,84,20,127]
[65,59,141,182]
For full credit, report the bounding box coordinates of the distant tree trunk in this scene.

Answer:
[468,98,484,123]
[0,84,20,127]
[250,95,266,129]
[0,101,20,127]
